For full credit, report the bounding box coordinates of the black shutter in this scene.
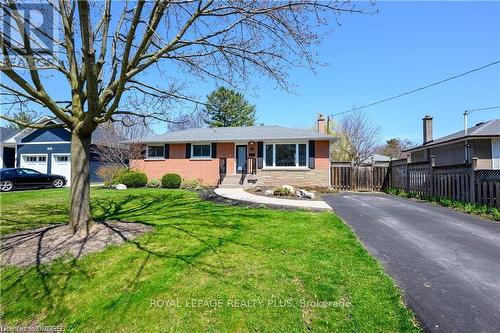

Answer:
[257,141,263,169]
[186,143,191,158]
[164,144,169,159]
[211,143,217,158]
[309,140,315,169]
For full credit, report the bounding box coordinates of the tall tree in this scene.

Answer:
[375,138,414,159]
[0,0,367,232]
[5,110,36,130]
[332,110,381,165]
[205,87,256,127]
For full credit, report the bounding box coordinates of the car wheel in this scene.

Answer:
[52,178,65,188]
[0,180,14,192]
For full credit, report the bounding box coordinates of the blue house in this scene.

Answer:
[2,117,104,185]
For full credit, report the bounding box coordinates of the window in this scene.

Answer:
[147,145,164,158]
[264,143,308,168]
[265,145,273,167]
[25,156,45,162]
[192,144,211,158]
[276,144,296,167]
[298,144,307,166]
[18,169,40,175]
[55,156,69,162]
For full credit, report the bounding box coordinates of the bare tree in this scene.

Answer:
[0,0,370,232]
[92,119,151,167]
[168,110,206,131]
[333,110,381,165]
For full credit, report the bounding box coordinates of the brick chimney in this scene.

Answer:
[422,115,433,144]
[317,113,326,134]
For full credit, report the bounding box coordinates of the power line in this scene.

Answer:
[467,105,500,114]
[331,60,500,117]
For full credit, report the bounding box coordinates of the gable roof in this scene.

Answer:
[0,127,19,143]
[405,119,500,152]
[132,126,334,144]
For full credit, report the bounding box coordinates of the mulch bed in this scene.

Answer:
[0,221,153,267]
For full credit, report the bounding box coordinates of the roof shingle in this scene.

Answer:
[132,126,334,143]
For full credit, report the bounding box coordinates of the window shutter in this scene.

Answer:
[186,143,191,158]
[164,144,169,159]
[211,143,217,158]
[257,141,264,169]
[308,140,315,169]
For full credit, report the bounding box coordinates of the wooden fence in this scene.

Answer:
[388,159,500,208]
[330,160,500,208]
[330,163,388,192]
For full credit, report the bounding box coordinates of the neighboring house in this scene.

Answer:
[405,116,500,169]
[360,153,391,166]
[130,116,334,187]
[2,117,104,184]
[1,127,18,168]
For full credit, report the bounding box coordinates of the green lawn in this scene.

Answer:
[0,188,419,332]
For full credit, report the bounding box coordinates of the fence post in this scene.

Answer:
[469,157,477,203]
[405,162,410,192]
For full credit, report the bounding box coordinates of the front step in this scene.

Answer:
[218,174,257,189]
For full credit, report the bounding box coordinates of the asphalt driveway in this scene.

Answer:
[324,192,500,333]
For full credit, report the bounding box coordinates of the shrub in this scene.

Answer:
[117,171,147,188]
[180,178,204,191]
[161,173,182,189]
[96,165,127,188]
[147,178,161,188]
[273,186,293,197]
[384,187,500,221]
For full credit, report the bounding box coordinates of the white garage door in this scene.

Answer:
[51,154,71,186]
[20,154,48,174]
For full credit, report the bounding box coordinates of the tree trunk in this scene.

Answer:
[69,130,92,233]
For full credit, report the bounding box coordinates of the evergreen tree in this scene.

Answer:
[7,110,36,130]
[204,87,256,127]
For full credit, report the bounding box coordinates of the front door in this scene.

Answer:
[236,145,247,174]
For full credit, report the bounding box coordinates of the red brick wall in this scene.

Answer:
[130,143,235,186]
[315,140,330,170]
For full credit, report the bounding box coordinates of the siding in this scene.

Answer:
[410,139,493,169]
[21,127,71,143]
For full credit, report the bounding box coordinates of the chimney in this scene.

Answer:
[317,113,326,134]
[422,115,433,144]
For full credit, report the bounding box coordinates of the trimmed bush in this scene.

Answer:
[162,173,182,189]
[147,178,161,188]
[117,171,147,188]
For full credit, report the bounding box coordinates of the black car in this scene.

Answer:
[0,168,67,192]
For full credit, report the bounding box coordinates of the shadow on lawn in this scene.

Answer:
[1,191,269,319]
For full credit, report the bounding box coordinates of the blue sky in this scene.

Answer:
[241,1,500,144]
[2,1,499,145]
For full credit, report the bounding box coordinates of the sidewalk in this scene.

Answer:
[214,188,332,211]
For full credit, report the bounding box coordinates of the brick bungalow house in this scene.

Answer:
[405,116,500,169]
[130,116,334,187]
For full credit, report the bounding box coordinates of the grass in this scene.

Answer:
[0,188,419,332]
[384,187,500,221]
